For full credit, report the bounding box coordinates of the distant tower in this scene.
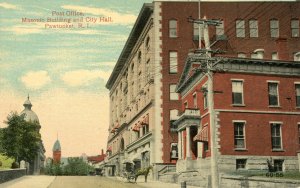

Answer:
[52,139,61,164]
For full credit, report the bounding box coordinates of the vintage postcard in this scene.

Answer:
[0,0,300,187]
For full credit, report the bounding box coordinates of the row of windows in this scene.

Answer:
[168,19,300,38]
[236,158,283,171]
[232,80,300,107]
[235,19,299,38]
[233,121,300,150]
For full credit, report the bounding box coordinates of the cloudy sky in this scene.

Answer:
[0,0,153,158]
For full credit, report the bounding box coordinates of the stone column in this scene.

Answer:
[186,126,191,158]
[198,142,204,158]
[178,131,182,159]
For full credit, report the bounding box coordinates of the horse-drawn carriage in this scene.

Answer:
[122,159,152,183]
[122,160,136,182]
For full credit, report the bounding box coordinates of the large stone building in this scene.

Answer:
[20,96,45,175]
[104,0,300,181]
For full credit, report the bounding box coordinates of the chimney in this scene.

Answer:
[276,37,288,60]
[101,149,104,155]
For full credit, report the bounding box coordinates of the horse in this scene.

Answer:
[134,165,153,183]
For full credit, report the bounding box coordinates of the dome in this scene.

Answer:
[53,140,61,152]
[20,96,39,123]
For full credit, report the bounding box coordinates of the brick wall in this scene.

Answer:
[159,1,300,163]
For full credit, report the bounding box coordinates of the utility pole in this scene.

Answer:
[188,5,222,187]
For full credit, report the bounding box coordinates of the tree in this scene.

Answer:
[63,157,93,176]
[1,112,41,163]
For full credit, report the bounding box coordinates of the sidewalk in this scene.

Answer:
[0,175,56,188]
[113,176,201,188]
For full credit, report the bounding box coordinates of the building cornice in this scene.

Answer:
[177,57,300,96]
[106,3,153,89]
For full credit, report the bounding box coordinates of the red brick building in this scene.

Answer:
[105,1,300,181]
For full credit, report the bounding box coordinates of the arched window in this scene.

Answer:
[169,19,178,38]
[294,52,300,61]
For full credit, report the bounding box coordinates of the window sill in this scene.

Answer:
[231,104,246,107]
[268,105,281,108]
[234,148,248,151]
[272,149,285,152]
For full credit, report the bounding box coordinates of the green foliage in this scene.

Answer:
[63,157,93,176]
[0,112,41,163]
[44,161,63,175]
[0,154,14,169]
[44,157,94,176]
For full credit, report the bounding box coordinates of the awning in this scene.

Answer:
[107,146,112,152]
[193,126,208,142]
[133,122,141,132]
[141,114,149,125]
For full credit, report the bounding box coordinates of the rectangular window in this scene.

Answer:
[273,160,284,171]
[270,19,279,38]
[272,52,278,60]
[296,84,300,107]
[216,21,224,36]
[169,51,178,73]
[193,23,200,40]
[232,80,244,105]
[249,20,258,37]
[236,20,245,38]
[236,159,247,170]
[203,93,208,109]
[291,19,299,37]
[169,20,177,38]
[170,84,179,100]
[271,123,282,150]
[193,93,197,108]
[234,122,245,149]
[268,82,279,106]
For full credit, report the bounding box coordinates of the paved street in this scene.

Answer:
[0,175,201,188]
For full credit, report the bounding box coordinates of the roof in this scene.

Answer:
[20,96,39,123]
[105,3,153,90]
[87,154,106,164]
[52,140,61,151]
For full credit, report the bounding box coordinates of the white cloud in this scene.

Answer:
[0,2,20,10]
[21,71,51,89]
[61,5,137,25]
[61,69,111,87]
